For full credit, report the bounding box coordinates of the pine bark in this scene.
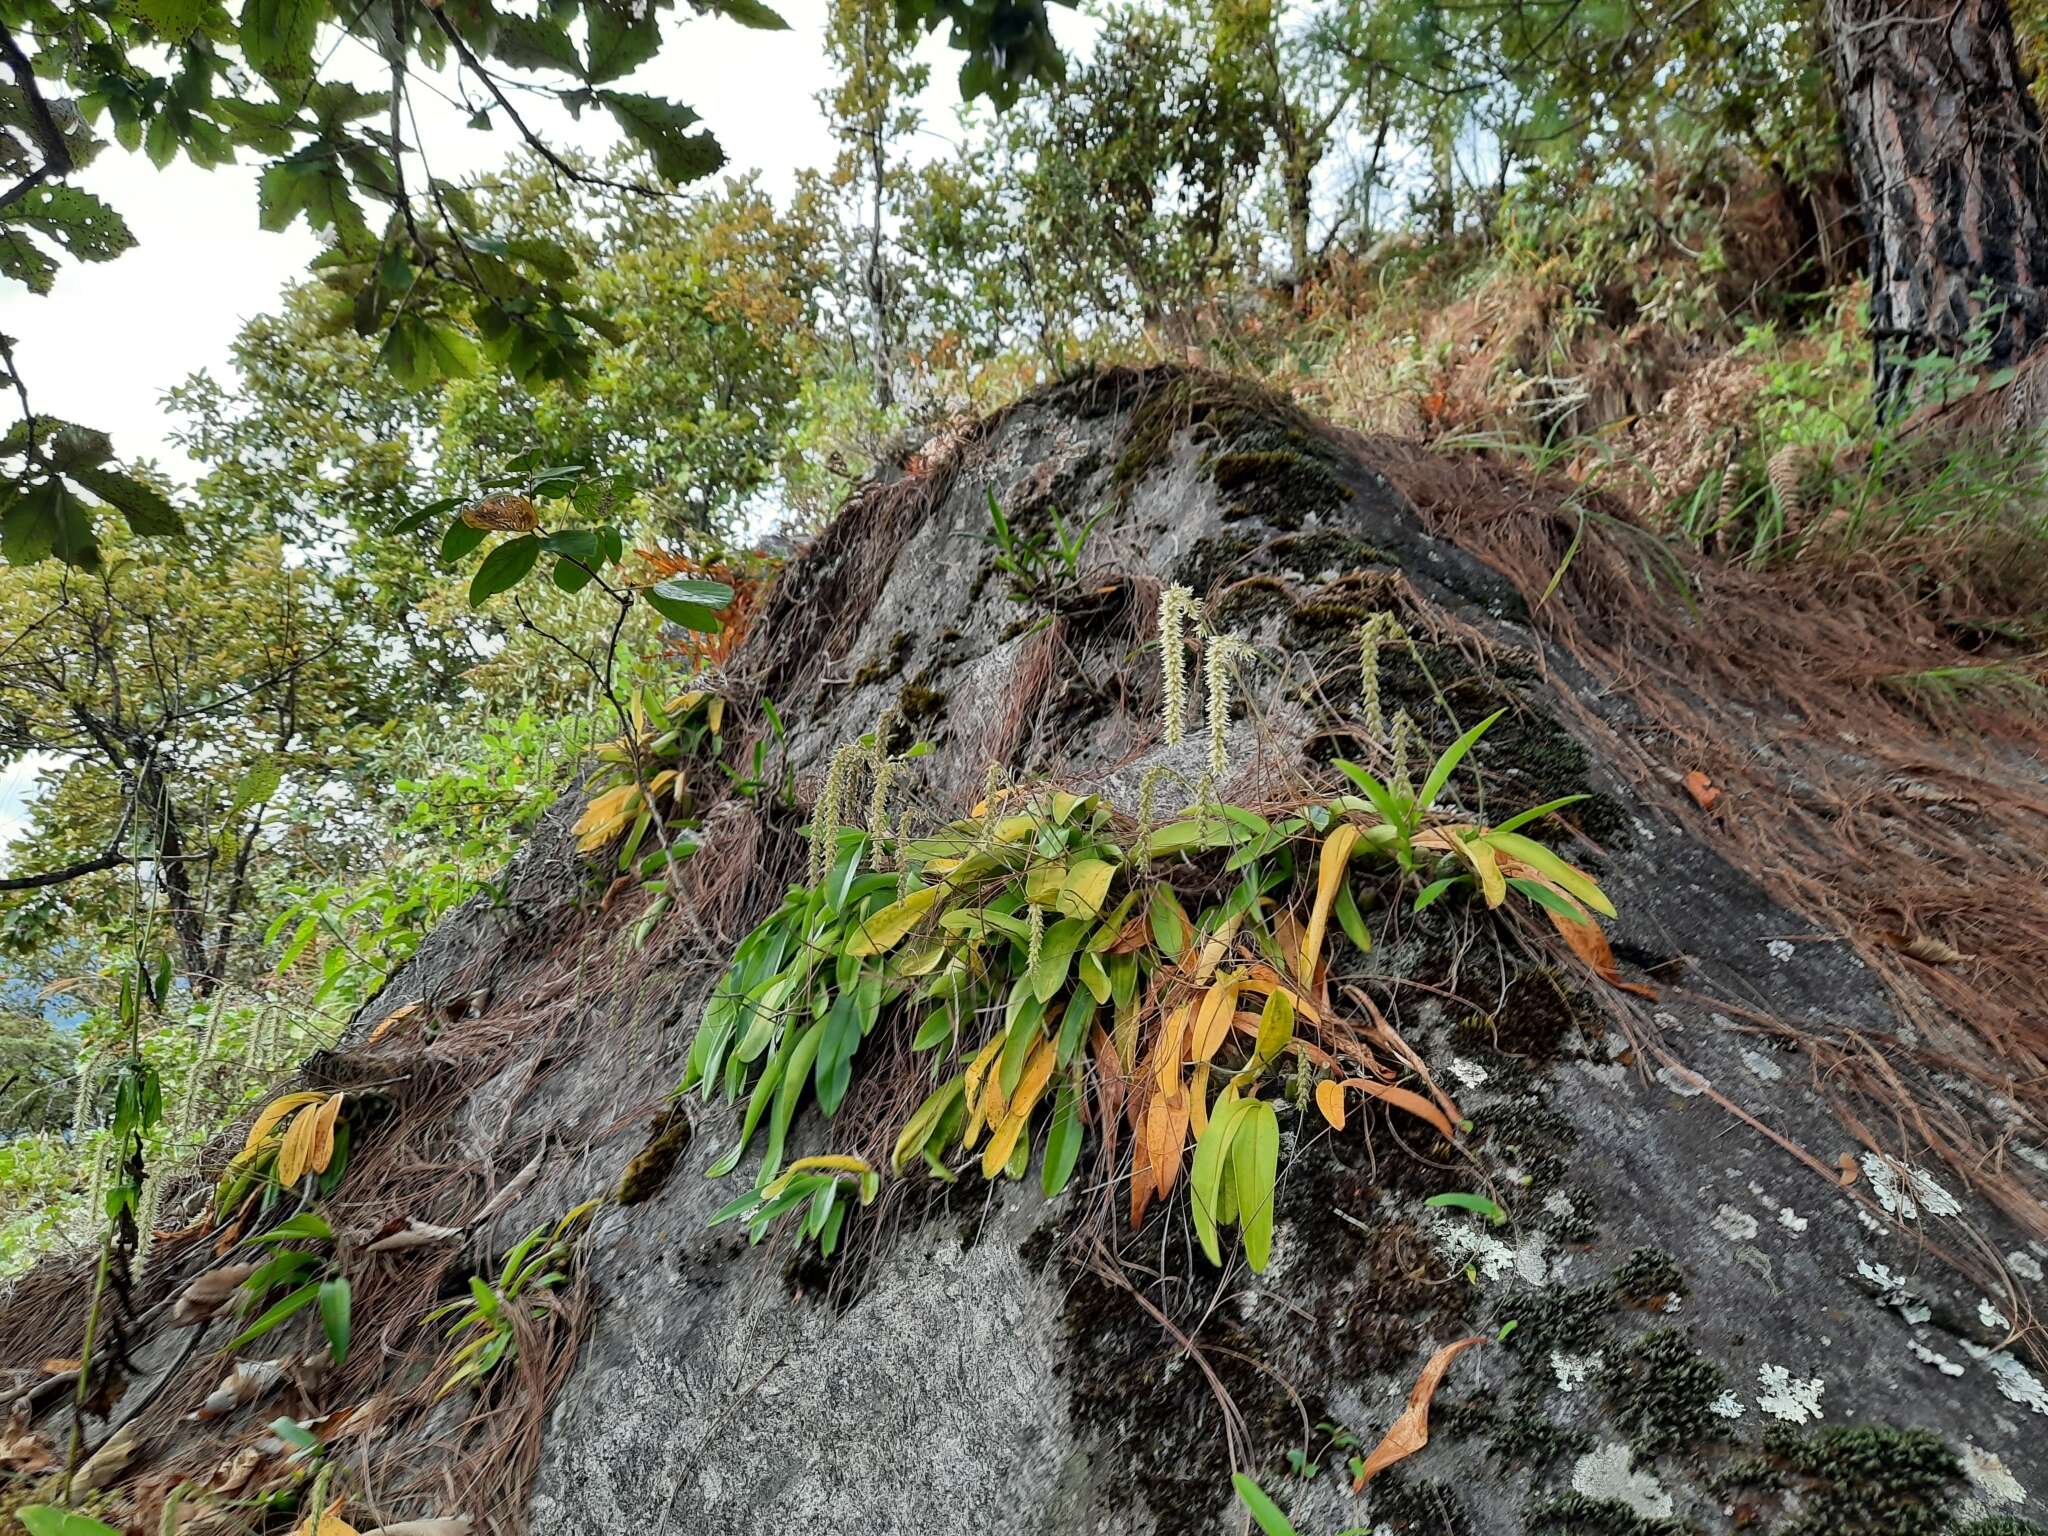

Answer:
[1828,0,2048,414]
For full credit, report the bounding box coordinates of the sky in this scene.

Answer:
[0,1,1097,874]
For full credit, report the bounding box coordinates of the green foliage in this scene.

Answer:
[0,0,1067,566]
[423,1202,597,1397]
[681,752,1615,1264]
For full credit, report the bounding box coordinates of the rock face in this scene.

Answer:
[12,367,2046,1536]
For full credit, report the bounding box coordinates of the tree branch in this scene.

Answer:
[0,848,129,892]
[0,23,72,216]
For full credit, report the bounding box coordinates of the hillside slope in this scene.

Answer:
[6,366,2044,1536]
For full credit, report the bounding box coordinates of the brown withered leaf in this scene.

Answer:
[1882,930,1972,966]
[1837,1152,1859,1186]
[190,1358,286,1422]
[1683,769,1722,812]
[1546,905,1658,1000]
[174,1262,261,1325]
[0,1400,56,1474]
[1352,1335,1487,1489]
[364,1217,464,1254]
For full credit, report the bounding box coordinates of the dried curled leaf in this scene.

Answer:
[1352,1335,1487,1489]
[190,1357,286,1421]
[72,1419,140,1493]
[173,1262,261,1326]
[362,1521,475,1536]
[1883,930,1971,966]
[1545,903,1658,1000]
[1683,769,1722,811]
[364,1218,464,1254]
[368,1000,420,1043]
[459,492,539,532]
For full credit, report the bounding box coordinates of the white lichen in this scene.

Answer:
[1655,1065,1707,1097]
[1766,938,1797,962]
[1740,1049,1785,1082]
[1552,1351,1603,1392]
[2008,1250,2044,1283]
[1776,1206,1808,1234]
[1979,1297,2012,1332]
[1757,1363,1826,1423]
[1445,1057,1490,1090]
[1961,1443,2027,1507]
[1712,1204,1760,1241]
[1709,1391,1746,1420]
[1911,1341,1965,1377]
[1860,1153,1961,1221]
[1965,1345,2048,1417]
[1569,1443,1673,1520]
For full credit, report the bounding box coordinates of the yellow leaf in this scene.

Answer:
[308,1092,346,1175]
[1190,982,1240,1063]
[1154,1003,1191,1094]
[573,783,641,851]
[844,884,943,957]
[1058,858,1116,918]
[893,1076,967,1171]
[981,1039,1058,1178]
[367,1000,418,1043]
[1298,823,1360,984]
[276,1104,321,1187]
[1455,829,1506,907]
[1315,1078,1346,1131]
[960,1036,1005,1151]
[245,1092,325,1156]
[1253,987,1295,1065]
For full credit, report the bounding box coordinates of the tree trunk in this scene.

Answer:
[1828,0,2048,414]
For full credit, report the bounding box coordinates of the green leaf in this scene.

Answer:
[1482,831,1615,917]
[844,883,941,956]
[381,314,482,390]
[469,534,542,606]
[2,477,98,568]
[318,1275,351,1364]
[1418,709,1504,812]
[1041,1068,1082,1197]
[1230,1476,1300,1536]
[440,515,487,564]
[702,0,790,26]
[490,17,584,74]
[643,574,734,631]
[17,1509,125,1536]
[240,0,321,80]
[1491,794,1591,836]
[248,1209,331,1243]
[257,151,367,247]
[600,91,727,184]
[1148,885,1190,959]
[230,757,283,816]
[585,1,661,82]
[224,1279,321,1353]
[1506,876,1594,926]
[133,0,208,41]
[67,464,183,537]
[1413,876,1460,912]
[1426,1191,1508,1226]
[1230,1099,1279,1272]
[1332,878,1372,954]
[1190,1091,1250,1265]
[0,186,136,294]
